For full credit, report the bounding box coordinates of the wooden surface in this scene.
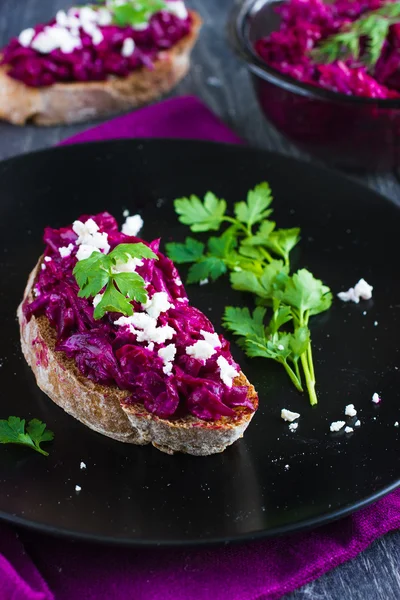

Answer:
[1,1,400,598]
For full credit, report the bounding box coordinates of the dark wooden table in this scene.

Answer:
[1,1,399,598]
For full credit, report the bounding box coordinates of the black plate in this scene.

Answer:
[1,139,400,547]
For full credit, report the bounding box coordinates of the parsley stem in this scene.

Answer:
[293,358,302,387]
[301,350,318,406]
[259,248,275,263]
[222,217,249,235]
[282,360,303,392]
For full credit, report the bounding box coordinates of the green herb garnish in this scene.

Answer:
[166,183,332,405]
[108,0,167,27]
[73,242,158,319]
[0,417,54,456]
[311,2,400,68]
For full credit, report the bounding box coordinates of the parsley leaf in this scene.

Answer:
[234,182,273,229]
[0,417,54,456]
[277,269,333,318]
[111,0,166,27]
[174,192,227,232]
[187,256,227,283]
[165,238,205,264]
[73,242,158,320]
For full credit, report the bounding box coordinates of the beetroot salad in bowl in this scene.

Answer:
[23,212,257,423]
[228,0,400,170]
[0,0,193,87]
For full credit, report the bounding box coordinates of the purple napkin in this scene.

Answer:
[2,96,400,600]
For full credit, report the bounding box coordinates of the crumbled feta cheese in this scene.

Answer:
[372,392,381,404]
[73,218,110,254]
[289,422,298,432]
[186,340,216,361]
[395,422,399,428]
[374,321,378,327]
[59,243,74,258]
[330,420,346,432]
[115,313,175,344]
[354,278,373,300]
[41,264,46,271]
[146,342,154,351]
[337,288,359,303]
[284,464,290,471]
[121,214,143,236]
[281,408,300,422]
[345,404,357,417]
[18,28,35,47]
[158,343,177,365]
[121,37,135,57]
[165,0,188,19]
[354,420,361,427]
[91,28,103,46]
[277,344,285,351]
[97,8,113,26]
[174,277,182,287]
[112,256,143,274]
[144,292,173,319]
[217,356,239,388]
[123,209,129,218]
[93,293,103,308]
[31,25,82,54]
[199,278,209,286]
[76,244,100,262]
[75,485,81,492]
[201,330,221,349]
[56,10,69,27]
[44,256,52,263]
[344,426,354,434]
[80,461,86,470]
[337,278,373,304]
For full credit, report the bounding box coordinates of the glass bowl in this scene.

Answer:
[228,0,400,171]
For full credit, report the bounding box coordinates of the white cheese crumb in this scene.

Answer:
[76,244,100,262]
[201,330,221,349]
[18,28,35,47]
[121,214,143,236]
[330,420,346,432]
[165,0,188,19]
[281,408,300,422]
[97,8,113,26]
[395,422,399,428]
[80,462,86,470]
[121,37,135,57]
[284,464,290,471]
[59,243,74,258]
[374,321,378,327]
[372,392,381,404]
[217,356,239,388]
[337,278,373,304]
[123,209,129,218]
[277,344,285,351]
[158,343,177,375]
[186,340,216,361]
[289,422,298,432]
[75,485,81,492]
[174,277,182,287]
[354,278,373,300]
[41,264,46,271]
[354,420,361,427]
[144,292,173,319]
[199,278,209,286]
[115,313,175,345]
[93,293,103,308]
[44,256,52,263]
[73,219,110,254]
[344,403,357,417]
[344,426,354,433]
[363,311,367,316]
[112,256,143,274]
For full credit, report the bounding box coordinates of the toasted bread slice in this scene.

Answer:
[0,11,201,126]
[18,258,258,456]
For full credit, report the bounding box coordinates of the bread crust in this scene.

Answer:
[18,257,258,455]
[0,11,201,126]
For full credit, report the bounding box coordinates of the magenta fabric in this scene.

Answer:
[2,95,399,600]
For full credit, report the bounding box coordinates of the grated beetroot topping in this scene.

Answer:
[23,212,254,422]
[1,5,192,87]
[255,0,400,99]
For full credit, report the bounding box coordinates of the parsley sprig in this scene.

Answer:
[0,417,54,456]
[166,183,332,405]
[73,243,158,319]
[311,2,400,68]
[107,0,167,27]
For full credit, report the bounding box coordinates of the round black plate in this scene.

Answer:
[1,139,400,547]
